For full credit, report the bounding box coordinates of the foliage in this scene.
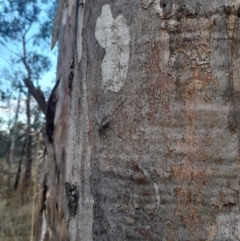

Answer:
[0,0,57,95]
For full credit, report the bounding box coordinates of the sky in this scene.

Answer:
[0,0,58,131]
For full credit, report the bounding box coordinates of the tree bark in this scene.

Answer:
[38,1,240,240]
[35,1,76,240]
[23,78,47,114]
[67,1,240,240]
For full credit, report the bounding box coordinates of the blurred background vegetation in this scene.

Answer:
[0,0,57,240]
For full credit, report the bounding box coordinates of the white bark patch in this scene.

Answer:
[40,211,52,241]
[54,77,63,126]
[40,212,47,241]
[95,4,131,92]
[77,0,86,62]
[154,0,164,18]
[229,0,240,5]
[62,6,68,25]
[68,0,75,16]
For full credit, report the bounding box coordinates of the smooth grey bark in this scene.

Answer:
[38,0,240,240]
[66,1,240,240]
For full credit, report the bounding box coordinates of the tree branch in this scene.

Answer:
[23,78,47,114]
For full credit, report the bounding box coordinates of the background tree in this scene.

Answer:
[0,0,58,240]
[0,0,57,186]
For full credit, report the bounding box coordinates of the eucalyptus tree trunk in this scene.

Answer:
[38,0,240,240]
[35,1,75,240]
[23,91,32,189]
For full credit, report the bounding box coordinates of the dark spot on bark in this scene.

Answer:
[133,162,141,172]
[237,6,240,18]
[98,116,110,136]
[46,77,61,143]
[135,176,148,185]
[62,149,65,162]
[57,168,60,183]
[68,70,74,92]
[41,180,48,212]
[65,182,79,217]
[224,6,232,15]
[162,2,166,8]
[70,58,74,69]
[228,110,238,133]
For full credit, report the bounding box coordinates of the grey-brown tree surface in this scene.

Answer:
[37,0,240,240]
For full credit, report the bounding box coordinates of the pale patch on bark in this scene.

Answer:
[68,219,77,241]
[229,0,240,5]
[158,29,170,74]
[62,7,68,25]
[153,0,164,18]
[206,225,217,241]
[226,14,236,38]
[54,76,64,127]
[40,211,52,241]
[211,186,237,210]
[182,17,212,68]
[233,60,240,92]
[95,4,131,92]
[215,213,240,240]
[68,0,75,16]
[77,0,86,62]
[40,212,47,241]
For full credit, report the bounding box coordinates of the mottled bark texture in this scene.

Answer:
[39,0,240,240]
[35,1,76,240]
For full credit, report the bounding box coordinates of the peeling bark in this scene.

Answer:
[35,0,76,240]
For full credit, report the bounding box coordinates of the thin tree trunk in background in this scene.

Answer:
[9,89,21,163]
[14,139,26,190]
[23,91,32,189]
[6,90,21,190]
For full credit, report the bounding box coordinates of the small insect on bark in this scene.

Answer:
[95,97,127,141]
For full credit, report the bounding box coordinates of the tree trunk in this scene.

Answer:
[23,91,32,190]
[67,1,240,240]
[35,1,75,240]
[38,1,240,240]
[9,89,21,163]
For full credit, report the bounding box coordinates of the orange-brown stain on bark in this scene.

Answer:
[172,67,217,239]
